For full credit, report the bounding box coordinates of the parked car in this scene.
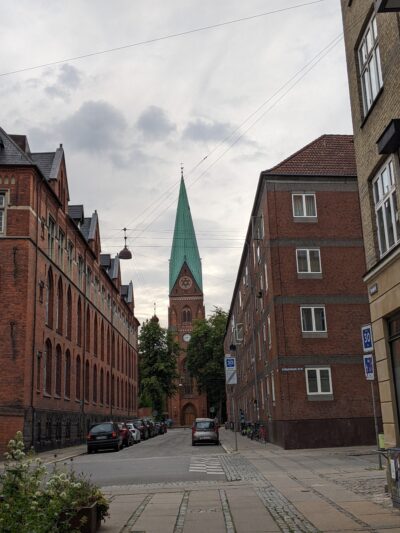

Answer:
[144,418,156,438]
[87,422,122,453]
[192,418,219,446]
[118,423,134,447]
[130,418,149,440]
[125,422,141,443]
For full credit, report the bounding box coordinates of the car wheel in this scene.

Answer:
[87,447,93,454]
[192,441,196,446]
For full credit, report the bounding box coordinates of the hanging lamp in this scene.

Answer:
[118,228,132,260]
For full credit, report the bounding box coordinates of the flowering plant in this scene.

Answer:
[0,432,109,532]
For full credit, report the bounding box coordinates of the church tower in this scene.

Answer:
[168,172,207,426]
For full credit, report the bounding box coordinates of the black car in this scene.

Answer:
[87,422,123,453]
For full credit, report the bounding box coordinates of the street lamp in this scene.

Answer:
[119,228,132,260]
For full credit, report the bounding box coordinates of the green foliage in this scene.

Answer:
[0,432,109,533]
[139,317,179,414]
[186,307,227,417]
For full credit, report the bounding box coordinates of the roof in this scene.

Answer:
[262,135,356,177]
[169,177,202,292]
[30,153,56,180]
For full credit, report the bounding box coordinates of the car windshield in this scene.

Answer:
[196,421,215,430]
[90,423,113,434]
[126,423,134,429]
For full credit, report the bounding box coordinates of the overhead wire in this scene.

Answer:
[0,0,327,78]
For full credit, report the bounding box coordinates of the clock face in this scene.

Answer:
[179,276,193,289]
[183,333,191,342]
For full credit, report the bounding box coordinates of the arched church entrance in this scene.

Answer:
[181,403,196,426]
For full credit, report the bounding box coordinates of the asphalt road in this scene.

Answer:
[68,428,226,486]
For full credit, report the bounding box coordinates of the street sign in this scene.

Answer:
[363,353,375,380]
[361,324,374,353]
[225,355,237,385]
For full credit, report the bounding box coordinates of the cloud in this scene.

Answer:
[136,105,176,141]
[182,118,235,143]
[59,100,127,152]
[45,64,81,99]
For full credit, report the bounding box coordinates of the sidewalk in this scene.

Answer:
[100,429,400,532]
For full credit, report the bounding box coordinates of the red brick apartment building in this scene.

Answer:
[224,135,381,449]
[0,128,139,452]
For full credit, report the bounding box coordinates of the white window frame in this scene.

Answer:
[296,248,321,273]
[300,306,327,333]
[292,193,317,218]
[305,367,332,395]
[373,158,399,257]
[267,315,272,348]
[58,229,65,268]
[0,192,6,233]
[358,14,383,116]
[47,216,56,259]
[264,262,268,292]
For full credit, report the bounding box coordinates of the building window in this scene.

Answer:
[301,306,327,332]
[56,277,63,333]
[86,267,91,297]
[271,371,275,403]
[373,159,400,257]
[182,306,192,324]
[64,350,71,398]
[66,286,72,339]
[85,360,90,402]
[44,339,52,395]
[58,229,65,268]
[100,368,104,404]
[67,241,74,276]
[77,297,82,346]
[86,306,91,353]
[36,351,42,391]
[306,367,332,395]
[358,14,383,116]
[0,192,6,233]
[93,365,97,403]
[78,256,84,289]
[388,313,400,423]
[292,193,316,218]
[46,269,54,328]
[47,216,56,259]
[76,355,81,400]
[267,315,272,348]
[296,249,321,273]
[55,345,62,397]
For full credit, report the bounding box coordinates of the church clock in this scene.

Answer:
[179,276,192,289]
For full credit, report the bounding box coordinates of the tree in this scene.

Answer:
[138,316,178,415]
[186,308,227,420]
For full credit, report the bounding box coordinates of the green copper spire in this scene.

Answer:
[169,174,202,293]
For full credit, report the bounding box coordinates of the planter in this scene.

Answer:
[67,502,99,533]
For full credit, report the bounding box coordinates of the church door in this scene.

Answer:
[182,403,196,426]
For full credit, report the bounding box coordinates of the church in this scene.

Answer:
[167,172,207,426]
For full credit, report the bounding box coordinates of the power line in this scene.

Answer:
[0,1,327,78]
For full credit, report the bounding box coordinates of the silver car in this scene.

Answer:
[192,418,219,446]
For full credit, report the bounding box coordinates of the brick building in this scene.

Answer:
[167,174,207,425]
[224,135,380,449]
[0,128,139,452]
[340,0,400,503]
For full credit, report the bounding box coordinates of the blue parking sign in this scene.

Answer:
[225,357,236,369]
[361,324,374,353]
[363,354,375,380]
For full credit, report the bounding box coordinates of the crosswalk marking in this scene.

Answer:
[189,456,225,475]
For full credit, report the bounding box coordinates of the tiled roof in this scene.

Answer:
[263,135,356,177]
[0,128,33,166]
[30,153,56,180]
[69,205,84,223]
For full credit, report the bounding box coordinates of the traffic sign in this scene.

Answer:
[363,353,375,380]
[361,324,374,353]
[225,355,237,385]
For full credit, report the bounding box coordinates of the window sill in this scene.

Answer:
[54,394,61,399]
[293,217,318,224]
[360,86,384,129]
[302,332,328,338]
[64,396,70,401]
[307,394,334,401]
[43,392,51,398]
[297,273,323,279]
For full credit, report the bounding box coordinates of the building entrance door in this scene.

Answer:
[182,403,196,426]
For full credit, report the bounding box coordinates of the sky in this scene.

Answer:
[1,0,353,327]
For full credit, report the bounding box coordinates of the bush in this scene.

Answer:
[0,432,109,533]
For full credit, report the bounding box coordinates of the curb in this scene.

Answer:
[43,449,86,465]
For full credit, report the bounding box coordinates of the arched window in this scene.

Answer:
[55,344,62,396]
[77,298,82,346]
[112,333,115,367]
[56,278,63,333]
[76,355,81,400]
[86,306,91,353]
[46,269,54,327]
[85,360,90,402]
[100,368,104,404]
[66,286,72,339]
[182,359,193,395]
[111,375,115,407]
[93,365,97,403]
[44,339,52,394]
[107,328,111,364]
[106,371,110,405]
[100,320,104,361]
[65,350,71,398]
[117,338,120,371]
[93,315,98,356]
[117,378,120,408]
[182,306,192,324]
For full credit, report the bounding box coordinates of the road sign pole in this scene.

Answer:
[370,380,382,470]
[231,385,238,452]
